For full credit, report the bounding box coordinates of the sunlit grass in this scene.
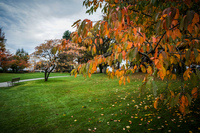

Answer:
[0,73,199,133]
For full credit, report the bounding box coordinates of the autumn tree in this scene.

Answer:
[57,42,86,72]
[8,49,30,73]
[70,0,200,115]
[0,28,12,72]
[32,39,62,81]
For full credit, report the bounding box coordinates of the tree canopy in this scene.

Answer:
[69,0,200,115]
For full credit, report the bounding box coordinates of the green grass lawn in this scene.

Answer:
[0,72,69,82]
[0,73,199,133]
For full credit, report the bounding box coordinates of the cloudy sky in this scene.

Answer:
[0,0,103,54]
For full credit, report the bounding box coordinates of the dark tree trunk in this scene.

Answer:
[99,64,103,73]
[44,64,56,81]
[103,65,107,74]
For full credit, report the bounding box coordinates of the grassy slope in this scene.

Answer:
[0,72,69,82]
[0,73,199,133]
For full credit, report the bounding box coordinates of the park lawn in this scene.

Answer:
[0,72,69,83]
[0,73,199,133]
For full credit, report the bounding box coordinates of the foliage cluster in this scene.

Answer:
[69,0,200,115]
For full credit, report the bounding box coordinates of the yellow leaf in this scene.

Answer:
[141,65,146,73]
[147,66,152,74]
[183,68,192,81]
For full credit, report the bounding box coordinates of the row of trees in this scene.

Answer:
[0,28,29,73]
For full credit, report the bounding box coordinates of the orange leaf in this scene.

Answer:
[122,50,126,60]
[119,79,122,86]
[183,68,192,81]
[181,95,185,106]
[133,28,137,35]
[152,37,157,44]
[154,98,159,109]
[78,37,82,43]
[154,48,158,58]
[179,104,185,113]
[75,73,77,78]
[134,65,137,70]
[192,13,199,24]
[123,78,126,85]
[127,76,130,83]
[118,47,121,53]
[184,96,189,106]
[93,45,96,54]
[171,74,176,80]
[192,87,198,99]
[170,90,175,98]
[187,24,193,33]
[95,38,97,44]
[100,38,103,45]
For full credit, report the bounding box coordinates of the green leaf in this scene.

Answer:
[186,93,192,106]
[194,48,199,58]
[139,82,146,95]
[174,93,180,105]
[118,11,122,22]
[196,69,200,80]
[156,20,161,35]
[180,16,185,31]
[164,91,171,105]
[155,12,161,21]
[191,73,198,86]
[186,10,195,24]
[183,16,189,30]
[186,49,191,62]
[152,80,158,97]
[166,15,171,29]
[129,48,135,62]
[170,97,175,107]
[143,45,146,52]
[72,19,81,28]
[118,53,122,63]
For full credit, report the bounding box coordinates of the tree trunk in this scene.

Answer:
[45,69,48,81]
[99,64,103,73]
[44,64,56,81]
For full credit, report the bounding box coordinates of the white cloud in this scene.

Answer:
[0,0,103,54]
